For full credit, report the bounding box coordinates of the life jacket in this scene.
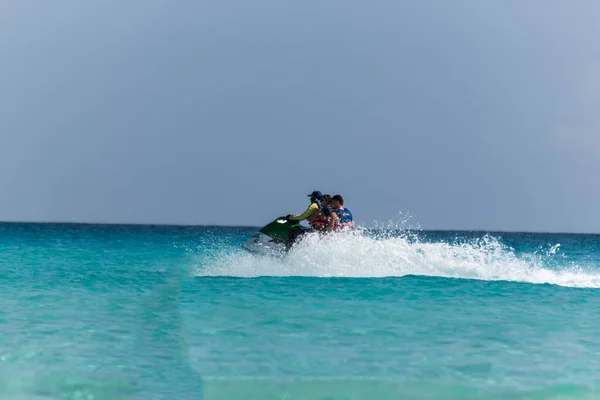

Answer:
[331,208,354,231]
[307,205,331,230]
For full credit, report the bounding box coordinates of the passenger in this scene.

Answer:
[328,194,355,232]
[306,194,332,232]
[317,194,333,231]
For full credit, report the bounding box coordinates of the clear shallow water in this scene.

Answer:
[1,223,600,399]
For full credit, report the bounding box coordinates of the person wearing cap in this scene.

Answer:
[286,191,323,223]
[285,191,326,248]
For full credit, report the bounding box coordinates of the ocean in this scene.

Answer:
[1,222,599,399]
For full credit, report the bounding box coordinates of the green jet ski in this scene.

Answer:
[242,216,309,256]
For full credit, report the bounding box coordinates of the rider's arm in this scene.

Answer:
[289,203,318,221]
[327,211,339,231]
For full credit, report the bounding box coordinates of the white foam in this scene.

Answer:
[195,229,600,289]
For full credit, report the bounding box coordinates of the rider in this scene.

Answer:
[328,194,355,231]
[317,194,333,231]
[285,191,324,247]
[306,194,332,232]
[287,191,322,223]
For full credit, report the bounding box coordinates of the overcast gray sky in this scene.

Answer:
[1,0,598,232]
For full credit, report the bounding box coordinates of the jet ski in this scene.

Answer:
[242,216,308,256]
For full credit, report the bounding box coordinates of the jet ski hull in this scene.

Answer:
[242,232,287,256]
[242,216,307,257]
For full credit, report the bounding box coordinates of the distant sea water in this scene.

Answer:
[1,222,600,399]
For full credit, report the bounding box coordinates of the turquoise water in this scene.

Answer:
[2,223,600,399]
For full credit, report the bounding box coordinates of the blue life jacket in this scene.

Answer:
[331,208,354,231]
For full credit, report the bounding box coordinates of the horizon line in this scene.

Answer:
[0,219,597,236]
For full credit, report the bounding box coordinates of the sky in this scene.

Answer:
[1,0,599,232]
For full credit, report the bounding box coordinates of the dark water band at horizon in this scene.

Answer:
[1,219,598,235]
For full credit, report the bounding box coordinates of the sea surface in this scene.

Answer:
[1,222,600,399]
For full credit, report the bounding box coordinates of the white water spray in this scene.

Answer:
[195,214,600,288]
